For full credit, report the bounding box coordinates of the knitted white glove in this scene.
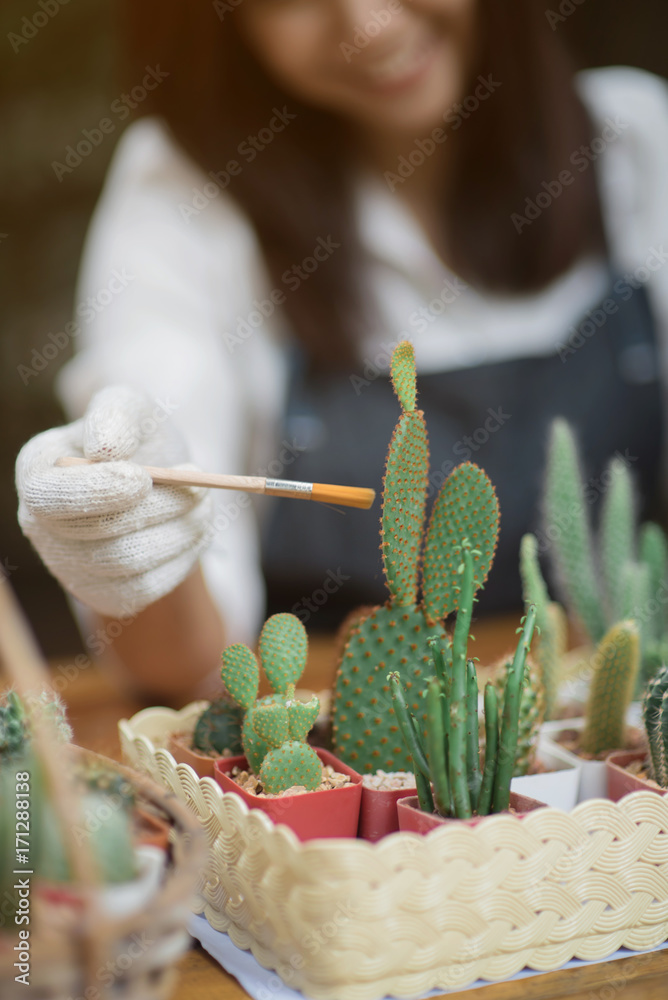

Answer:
[16,386,214,617]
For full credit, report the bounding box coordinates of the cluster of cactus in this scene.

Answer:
[390,542,538,818]
[523,523,641,753]
[332,342,500,772]
[192,698,244,756]
[493,651,545,776]
[1,694,137,925]
[0,688,72,759]
[644,663,668,787]
[543,418,668,686]
[221,613,322,794]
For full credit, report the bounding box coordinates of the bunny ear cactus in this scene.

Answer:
[220,613,322,792]
[332,342,500,772]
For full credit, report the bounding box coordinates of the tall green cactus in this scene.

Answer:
[390,581,538,819]
[494,652,545,777]
[332,342,499,772]
[544,419,607,643]
[580,620,640,756]
[644,663,668,787]
[601,457,636,622]
[220,613,321,793]
[543,419,668,685]
[519,533,567,720]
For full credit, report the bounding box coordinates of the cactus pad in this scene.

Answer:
[390,340,417,413]
[422,463,499,624]
[333,603,447,771]
[259,613,308,693]
[382,411,429,606]
[241,693,283,773]
[253,702,290,748]
[260,741,322,794]
[286,691,320,742]
[221,644,259,710]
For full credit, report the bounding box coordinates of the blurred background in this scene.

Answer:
[1,0,666,658]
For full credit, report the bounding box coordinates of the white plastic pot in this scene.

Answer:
[511,744,582,812]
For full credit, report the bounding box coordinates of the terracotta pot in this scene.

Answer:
[213,748,362,841]
[358,778,416,842]
[606,750,667,801]
[168,732,219,779]
[396,791,546,834]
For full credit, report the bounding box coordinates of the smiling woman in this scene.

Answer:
[14,0,668,700]
[120,0,605,368]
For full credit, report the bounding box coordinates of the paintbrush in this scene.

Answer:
[55,456,376,510]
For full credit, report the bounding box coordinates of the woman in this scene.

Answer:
[16,0,668,700]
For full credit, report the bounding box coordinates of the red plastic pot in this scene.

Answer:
[396,791,547,834]
[358,780,416,842]
[213,748,362,841]
[606,750,666,801]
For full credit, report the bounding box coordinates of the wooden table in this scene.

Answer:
[57,615,668,1000]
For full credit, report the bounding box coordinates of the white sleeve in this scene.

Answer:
[56,117,289,642]
[578,67,668,372]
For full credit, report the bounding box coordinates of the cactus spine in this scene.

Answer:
[220,613,321,793]
[333,342,499,772]
[580,620,640,756]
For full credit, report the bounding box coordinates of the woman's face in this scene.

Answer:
[238,0,479,137]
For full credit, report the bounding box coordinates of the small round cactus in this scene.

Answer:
[217,613,322,793]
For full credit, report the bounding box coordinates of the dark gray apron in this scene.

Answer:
[261,274,663,626]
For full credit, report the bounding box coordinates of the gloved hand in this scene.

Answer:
[16,386,214,618]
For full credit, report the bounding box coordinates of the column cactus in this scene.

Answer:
[644,663,668,787]
[580,620,640,756]
[493,651,545,777]
[389,554,538,820]
[220,612,322,793]
[333,342,499,772]
[519,533,567,720]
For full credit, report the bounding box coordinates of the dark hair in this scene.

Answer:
[120,1,606,369]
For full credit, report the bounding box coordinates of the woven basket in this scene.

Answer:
[120,704,668,1000]
[0,746,206,1000]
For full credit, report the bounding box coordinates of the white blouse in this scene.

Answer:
[57,66,668,642]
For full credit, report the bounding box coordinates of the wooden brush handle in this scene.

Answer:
[55,457,376,510]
